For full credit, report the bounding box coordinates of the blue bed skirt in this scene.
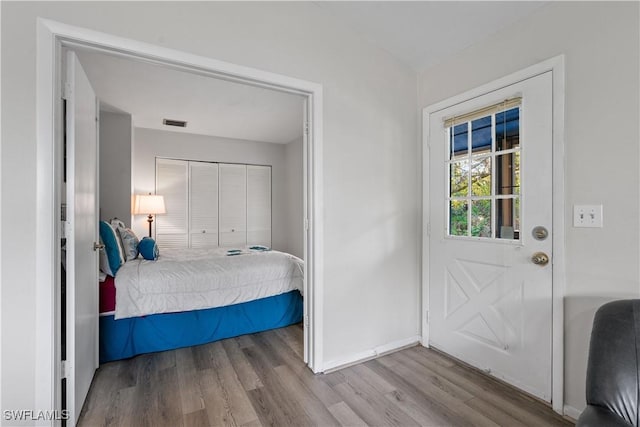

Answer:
[99,290,303,363]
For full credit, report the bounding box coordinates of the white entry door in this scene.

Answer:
[65,50,99,425]
[428,72,553,401]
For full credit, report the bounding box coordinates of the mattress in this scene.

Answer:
[114,247,304,319]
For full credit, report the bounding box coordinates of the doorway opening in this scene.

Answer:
[36,18,324,423]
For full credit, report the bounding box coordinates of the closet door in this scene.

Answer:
[247,165,272,247]
[156,159,189,248]
[219,163,247,247]
[189,162,219,248]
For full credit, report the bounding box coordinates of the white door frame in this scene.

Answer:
[421,56,566,414]
[35,18,324,419]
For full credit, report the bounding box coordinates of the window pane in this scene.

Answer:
[515,197,520,232]
[496,152,520,195]
[450,161,469,197]
[450,123,468,159]
[496,198,520,240]
[471,116,492,154]
[471,200,492,237]
[496,107,520,151]
[450,200,468,236]
[471,157,491,197]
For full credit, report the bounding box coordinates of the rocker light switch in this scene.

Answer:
[573,205,603,228]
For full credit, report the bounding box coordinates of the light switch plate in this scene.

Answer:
[573,204,603,228]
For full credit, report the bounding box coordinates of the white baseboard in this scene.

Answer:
[321,335,420,373]
[563,404,582,421]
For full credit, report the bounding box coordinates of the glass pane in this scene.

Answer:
[496,198,520,240]
[471,157,491,197]
[449,200,468,236]
[450,123,468,159]
[471,200,492,237]
[450,161,469,197]
[515,197,520,233]
[496,107,520,151]
[496,152,520,195]
[471,116,492,154]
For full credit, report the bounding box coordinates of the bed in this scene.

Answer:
[99,247,304,363]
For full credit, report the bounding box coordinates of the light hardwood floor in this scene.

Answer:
[79,324,573,426]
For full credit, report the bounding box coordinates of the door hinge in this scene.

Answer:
[426,222,431,237]
[304,122,309,135]
[304,315,310,327]
[62,82,72,100]
[425,310,429,324]
[304,218,309,231]
[61,360,70,379]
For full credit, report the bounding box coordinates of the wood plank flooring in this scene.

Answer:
[78,324,572,426]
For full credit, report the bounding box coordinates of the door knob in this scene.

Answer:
[531,252,549,266]
[93,242,105,251]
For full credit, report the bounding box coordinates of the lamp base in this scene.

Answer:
[147,215,153,238]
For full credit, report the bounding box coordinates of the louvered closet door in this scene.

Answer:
[219,163,247,247]
[156,159,189,248]
[189,162,219,248]
[247,165,272,247]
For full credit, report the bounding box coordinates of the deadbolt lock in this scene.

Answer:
[532,226,549,241]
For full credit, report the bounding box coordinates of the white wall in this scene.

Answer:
[284,137,304,259]
[99,111,132,223]
[417,2,639,414]
[1,2,418,420]
[133,128,291,252]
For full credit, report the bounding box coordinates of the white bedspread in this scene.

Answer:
[114,247,304,320]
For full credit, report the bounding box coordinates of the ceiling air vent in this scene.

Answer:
[163,118,187,128]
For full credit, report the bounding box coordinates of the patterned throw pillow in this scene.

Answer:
[109,218,126,231]
[118,228,140,261]
[109,218,127,256]
[138,237,159,261]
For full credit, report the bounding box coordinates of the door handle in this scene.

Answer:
[531,252,549,266]
[93,242,105,251]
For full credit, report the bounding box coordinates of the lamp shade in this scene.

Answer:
[133,194,166,215]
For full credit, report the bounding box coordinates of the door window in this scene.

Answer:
[446,104,521,240]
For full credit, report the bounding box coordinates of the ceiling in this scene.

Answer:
[76,2,547,143]
[315,1,547,70]
[76,50,305,144]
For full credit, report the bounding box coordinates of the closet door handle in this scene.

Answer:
[93,242,105,251]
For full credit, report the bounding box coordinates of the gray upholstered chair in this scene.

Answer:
[577,300,640,427]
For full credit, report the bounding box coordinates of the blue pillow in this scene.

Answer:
[138,237,159,261]
[99,221,124,275]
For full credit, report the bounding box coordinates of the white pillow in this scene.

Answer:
[118,227,140,261]
[98,237,114,276]
[109,218,127,264]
